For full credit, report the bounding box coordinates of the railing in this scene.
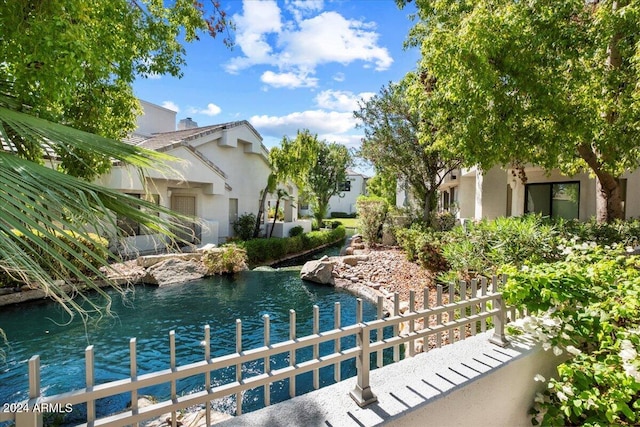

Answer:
[1,276,511,427]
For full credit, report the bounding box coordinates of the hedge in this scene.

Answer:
[239,226,346,265]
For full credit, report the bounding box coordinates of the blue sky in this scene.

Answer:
[133,0,420,161]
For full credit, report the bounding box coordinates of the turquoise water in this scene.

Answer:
[0,268,378,424]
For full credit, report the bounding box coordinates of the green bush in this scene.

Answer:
[10,229,109,281]
[558,218,640,247]
[288,226,304,237]
[396,225,449,272]
[241,226,346,265]
[330,211,356,218]
[356,195,388,244]
[439,215,560,281]
[233,212,257,241]
[502,245,640,426]
[201,245,247,274]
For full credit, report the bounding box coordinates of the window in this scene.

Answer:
[525,182,579,220]
[338,180,351,192]
[117,193,160,236]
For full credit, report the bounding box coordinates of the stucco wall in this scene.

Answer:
[476,168,509,219]
[329,174,366,215]
[136,100,176,137]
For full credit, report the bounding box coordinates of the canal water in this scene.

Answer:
[0,264,378,424]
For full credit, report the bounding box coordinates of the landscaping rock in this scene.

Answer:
[137,253,202,268]
[300,257,335,285]
[341,255,369,266]
[141,258,208,286]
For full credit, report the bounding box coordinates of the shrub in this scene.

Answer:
[288,226,304,237]
[10,229,109,281]
[558,218,640,247]
[395,225,449,272]
[429,210,457,232]
[241,226,346,265]
[233,213,256,241]
[202,245,248,274]
[356,196,388,244]
[502,245,640,426]
[439,215,560,281]
[330,211,356,218]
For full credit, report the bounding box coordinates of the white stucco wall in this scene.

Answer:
[457,175,476,220]
[329,174,366,215]
[476,167,509,220]
[621,169,640,219]
[136,100,176,137]
[196,131,271,241]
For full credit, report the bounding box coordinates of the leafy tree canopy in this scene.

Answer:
[355,76,460,222]
[399,0,640,222]
[0,0,232,179]
[307,139,351,227]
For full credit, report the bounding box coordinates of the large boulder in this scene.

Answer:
[137,253,202,268]
[141,258,208,286]
[300,256,335,285]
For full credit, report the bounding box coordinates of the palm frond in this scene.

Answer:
[0,89,189,322]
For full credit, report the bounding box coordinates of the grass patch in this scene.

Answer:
[337,217,360,229]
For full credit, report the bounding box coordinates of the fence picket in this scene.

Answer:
[289,310,296,399]
[204,325,211,427]
[459,281,467,341]
[263,315,271,406]
[86,346,95,424]
[334,302,341,383]
[169,331,176,427]
[236,319,243,415]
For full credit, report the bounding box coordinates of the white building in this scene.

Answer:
[328,170,368,216]
[437,166,640,222]
[100,101,308,256]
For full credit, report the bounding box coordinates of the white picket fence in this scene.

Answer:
[0,276,512,427]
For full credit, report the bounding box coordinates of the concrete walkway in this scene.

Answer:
[216,332,559,427]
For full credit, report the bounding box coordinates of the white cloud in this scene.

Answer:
[187,103,222,117]
[250,109,356,138]
[285,0,324,22]
[315,90,375,112]
[226,1,282,73]
[318,133,363,149]
[261,70,318,89]
[279,12,392,71]
[226,1,393,86]
[162,101,180,112]
[333,72,345,82]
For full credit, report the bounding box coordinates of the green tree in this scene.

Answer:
[355,77,461,223]
[254,129,319,237]
[0,1,233,321]
[307,141,352,228]
[0,0,232,179]
[366,170,397,207]
[399,0,640,223]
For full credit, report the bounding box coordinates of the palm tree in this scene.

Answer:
[0,82,183,323]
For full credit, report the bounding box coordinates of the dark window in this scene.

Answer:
[338,181,351,192]
[117,193,160,236]
[525,182,579,220]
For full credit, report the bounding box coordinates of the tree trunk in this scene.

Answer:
[586,0,626,223]
[253,185,269,238]
[269,197,281,238]
[577,144,624,223]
